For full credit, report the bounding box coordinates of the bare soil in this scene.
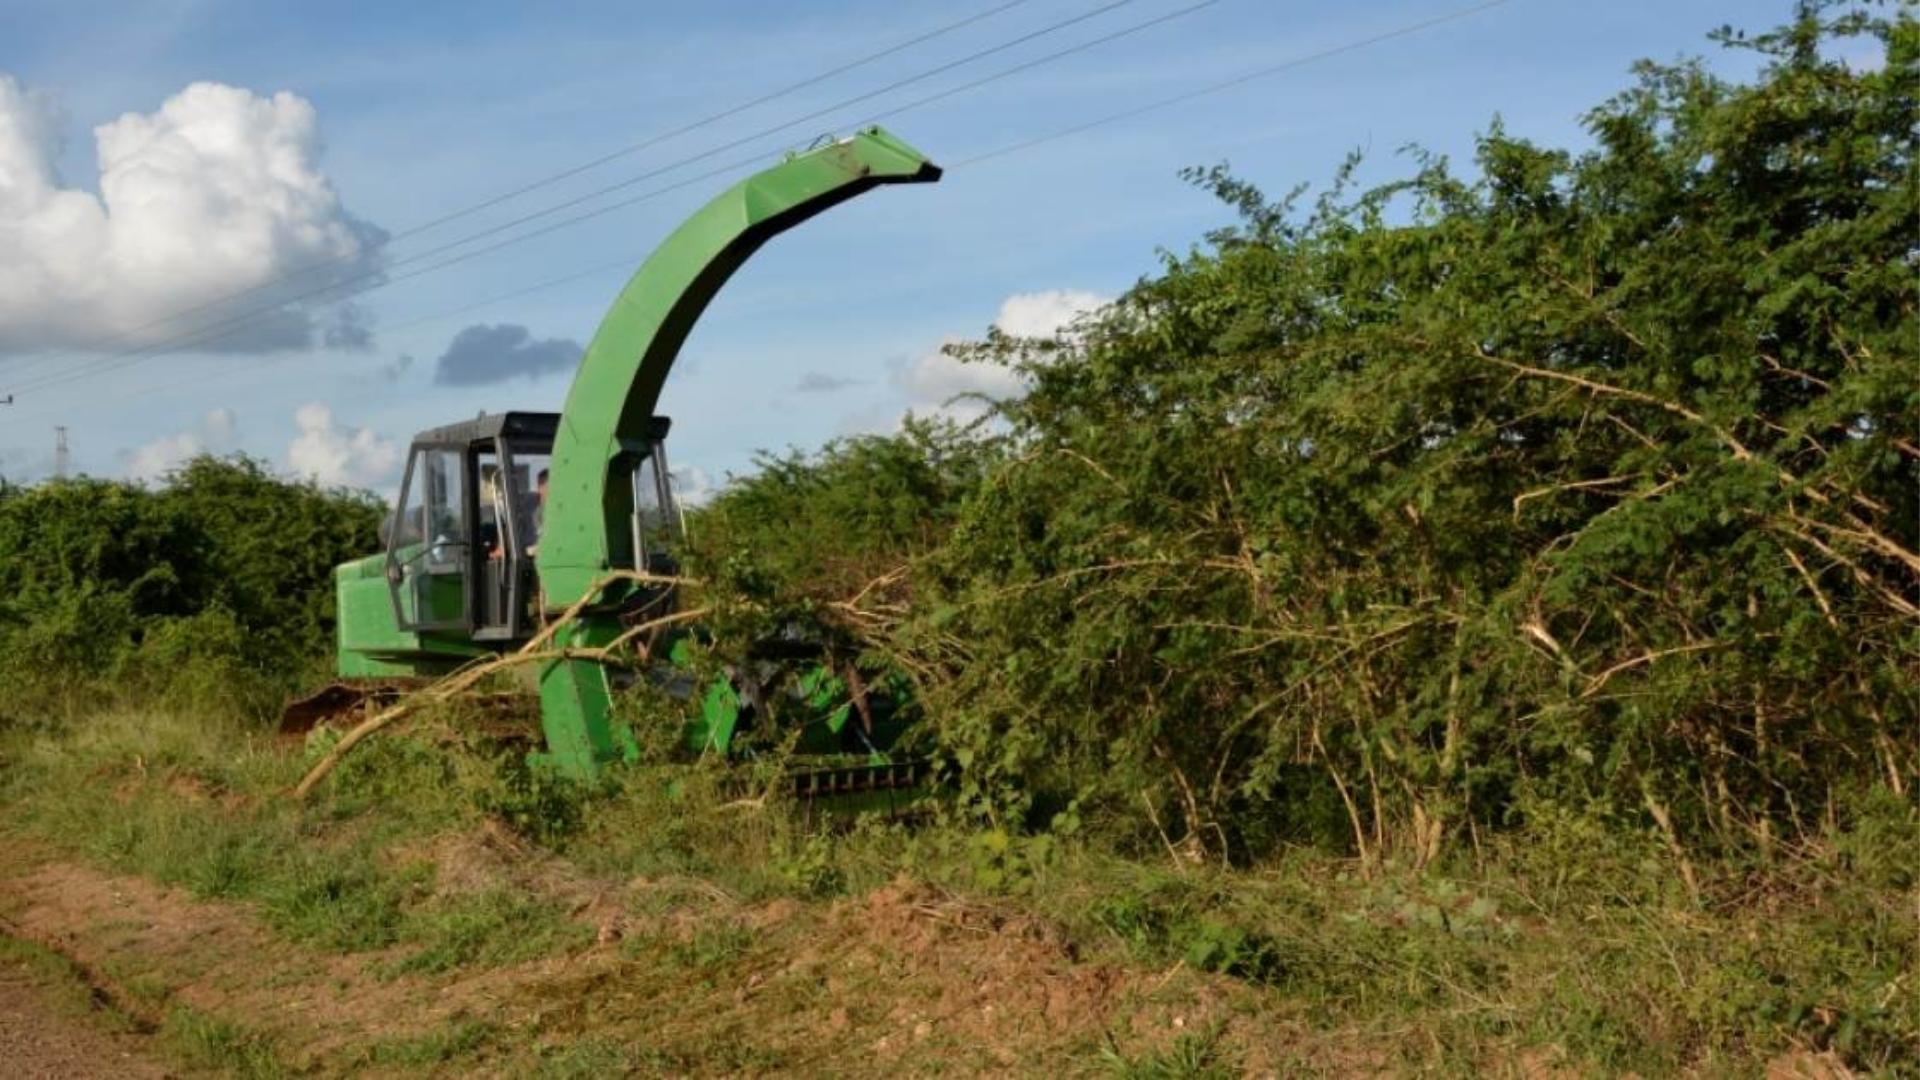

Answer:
[0,932,170,1078]
[0,842,578,1066]
[0,832,1305,1075]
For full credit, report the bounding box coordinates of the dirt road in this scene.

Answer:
[0,949,169,1079]
[0,832,1291,1076]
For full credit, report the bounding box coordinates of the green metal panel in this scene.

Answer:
[335,554,487,678]
[533,127,940,779]
[690,677,744,754]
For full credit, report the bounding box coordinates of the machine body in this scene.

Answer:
[324,128,942,780]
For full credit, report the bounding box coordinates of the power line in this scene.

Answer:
[862,0,1217,126]
[69,0,1235,407]
[955,0,1510,167]
[0,0,1043,382]
[6,0,1160,395]
[13,0,1211,397]
[394,0,1040,241]
[92,256,649,407]
[7,155,764,396]
[26,0,1511,417]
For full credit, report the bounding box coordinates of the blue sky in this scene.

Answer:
[0,0,1781,492]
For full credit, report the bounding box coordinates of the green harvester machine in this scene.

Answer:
[296,128,940,798]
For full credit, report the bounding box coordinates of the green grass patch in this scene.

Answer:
[1099,1026,1236,1080]
[4,704,1914,1075]
[387,890,589,976]
[353,1018,498,1069]
[0,934,141,1032]
[1,709,583,976]
[159,1005,287,1079]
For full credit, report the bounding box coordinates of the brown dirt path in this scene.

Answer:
[0,843,562,1069]
[0,942,170,1079]
[0,831,1320,1075]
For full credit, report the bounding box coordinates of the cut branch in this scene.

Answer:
[291,571,703,799]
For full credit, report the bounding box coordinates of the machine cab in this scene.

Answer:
[384,411,680,642]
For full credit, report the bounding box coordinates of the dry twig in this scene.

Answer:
[291,571,703,798]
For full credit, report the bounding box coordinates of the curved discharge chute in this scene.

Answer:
[534,128,942,775]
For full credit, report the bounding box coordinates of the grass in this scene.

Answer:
[1100,1025,1236,1079]
[0,705,588,973]
[528,1036,641,1078]
[0,934,140,1031]
[2,704,1915,1075]
[159,1005,288,1079]
[1,932,296,1079]
[386,889,589,976]
[352,1019,498,1069]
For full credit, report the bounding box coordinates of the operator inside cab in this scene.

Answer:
[487,466,547,561]
[527,468,547,557]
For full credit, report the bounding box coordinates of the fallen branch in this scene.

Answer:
[291,571,703,799]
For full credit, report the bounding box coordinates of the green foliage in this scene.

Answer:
[692,6,1918,867]
[1091,882,1287,983]
[0,478,209,674]
[153,454,383,665]
[1099,1026,1235,1080]
[773,830,845,897]
[473,753,591,848]
[388,890,588,975]
[0,8,1912,1075]
[695,418,997,596]
[682,418,1001,743]
[159,1005,287,1080]
[963,826,1058,894]
[0,455,381,723]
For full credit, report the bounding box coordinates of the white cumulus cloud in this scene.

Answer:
[669,464,718,508]
[286,402,400,489]
[884,288,1110,429]
[125,407,236,482]
[0,74,382,356]
[992,289,1109,339]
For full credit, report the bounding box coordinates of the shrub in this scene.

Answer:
[0,455,382,723]
[689,6,1918,866]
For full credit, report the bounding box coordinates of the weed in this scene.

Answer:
[668,922,755,973]
[774,830,843,897]
[1090,885,1288,985]
[1099,1025,1234,1079]
[388,890,588,976]
[476,753,590,847]
[356,1019,497,1068]
[1178,919,1287,984]
[965,827,1057,894]
[159,1005,286,1080]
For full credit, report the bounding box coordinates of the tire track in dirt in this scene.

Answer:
[0,927,171,1078]
[0,839,566,1070]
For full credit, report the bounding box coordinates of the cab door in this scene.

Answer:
[387,444,472,631]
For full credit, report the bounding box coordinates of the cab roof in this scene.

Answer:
[409,412,671,448]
